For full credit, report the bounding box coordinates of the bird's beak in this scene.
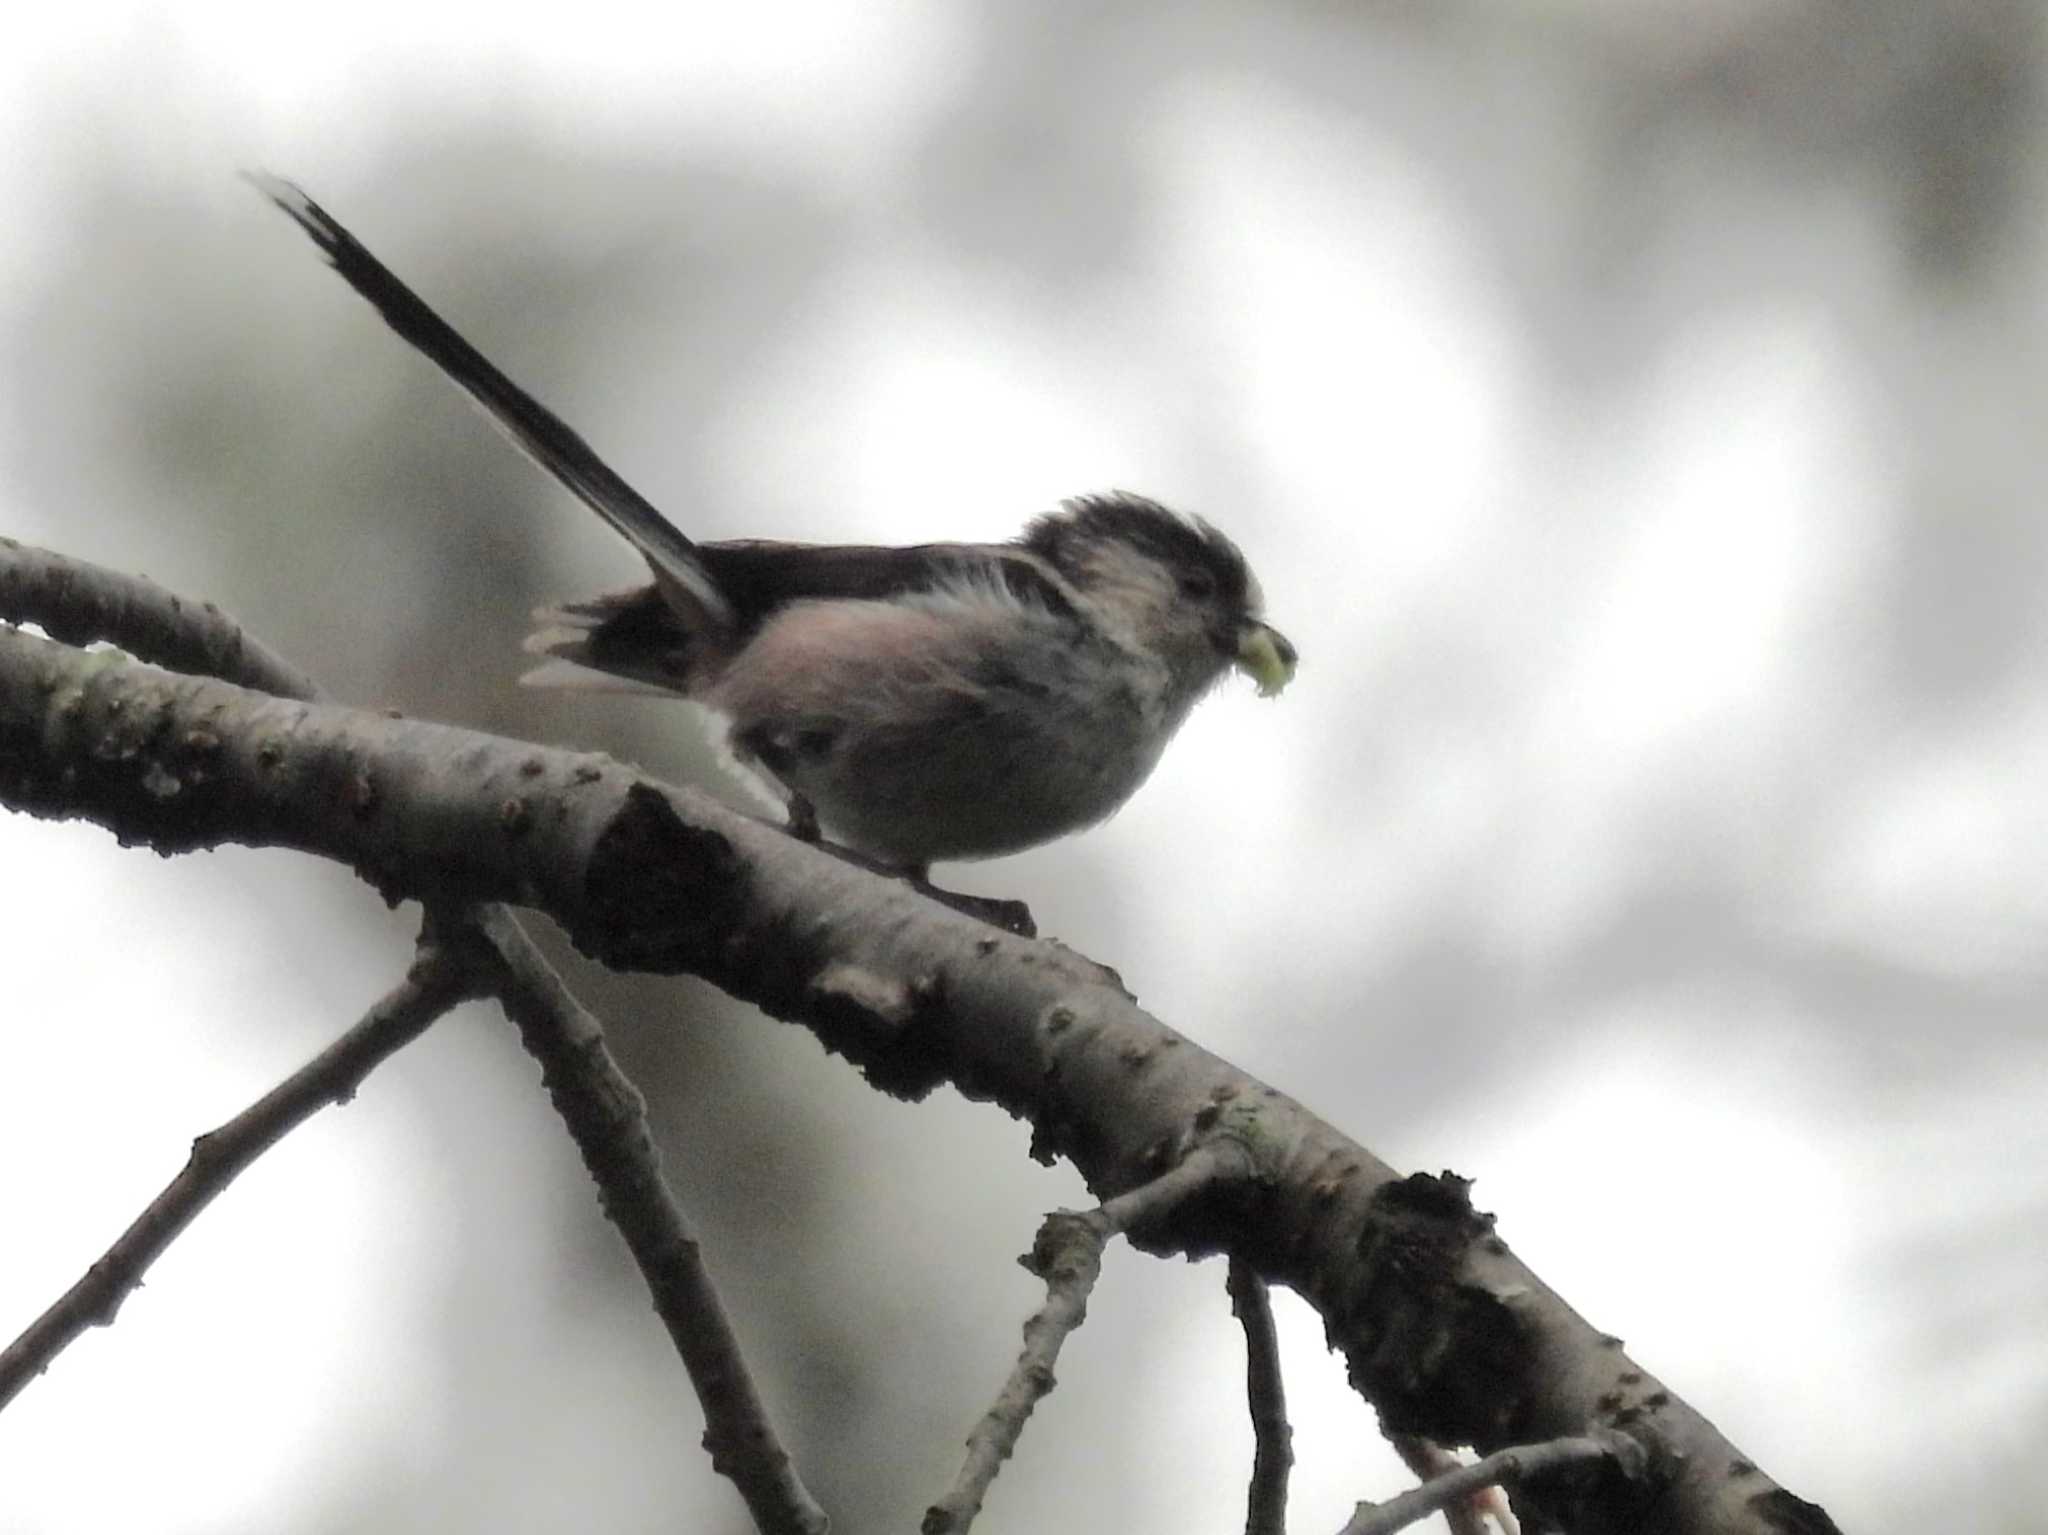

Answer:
[1235,621,1298,698]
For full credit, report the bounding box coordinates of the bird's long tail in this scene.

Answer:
[249,173,732,634]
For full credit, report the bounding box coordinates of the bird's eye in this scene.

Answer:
[1178,569,1217,600]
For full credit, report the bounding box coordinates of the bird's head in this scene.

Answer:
[1022,492,1297,701]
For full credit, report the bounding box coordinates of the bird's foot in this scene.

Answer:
[907,878,1037,938]
[784,793,821,843]
[789,835,1035,936]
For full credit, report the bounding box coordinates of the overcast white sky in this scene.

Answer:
[4,5,2045,1533]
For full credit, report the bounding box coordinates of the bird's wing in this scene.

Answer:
[519,541,1079,695]
[696,540,1079,631]
[250,173,732,633]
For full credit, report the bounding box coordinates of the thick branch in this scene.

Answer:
[0,932,472,1409]
[0,611,1842,1535]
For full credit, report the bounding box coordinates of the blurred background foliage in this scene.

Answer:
[2,2,2045,1531]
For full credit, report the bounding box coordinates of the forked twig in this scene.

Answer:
[923,1143,1244,1535]
[1386,1437,1514,1535]
[0,543,829,1535]
[1343,1431,1637,1535]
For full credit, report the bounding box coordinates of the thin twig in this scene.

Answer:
[1388,1438,1510,1535]
[0,934,473,1410]
[1,542,829,1535]
[923,1143,1243,1535]
[468,907,830,1535]
[1228,1259,1292,1535]
[1341,1433,1630,1535]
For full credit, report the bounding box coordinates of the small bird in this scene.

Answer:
[255,176,1296,883]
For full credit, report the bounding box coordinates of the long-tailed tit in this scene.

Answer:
[254,177,1297,880]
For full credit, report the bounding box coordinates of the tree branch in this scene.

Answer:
[1341,1431,1639,1535]
[925,1143,1249,1534]
[464,906,829,1535]
[0,929,474,1410]
[0,550,1845,1535]
[0,534,317,699]
[0,544,828,1535]
[1228,1258,1292,1535]
[1388,1437,1514,1535]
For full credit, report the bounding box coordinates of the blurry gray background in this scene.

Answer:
[3,3,2044,1531]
